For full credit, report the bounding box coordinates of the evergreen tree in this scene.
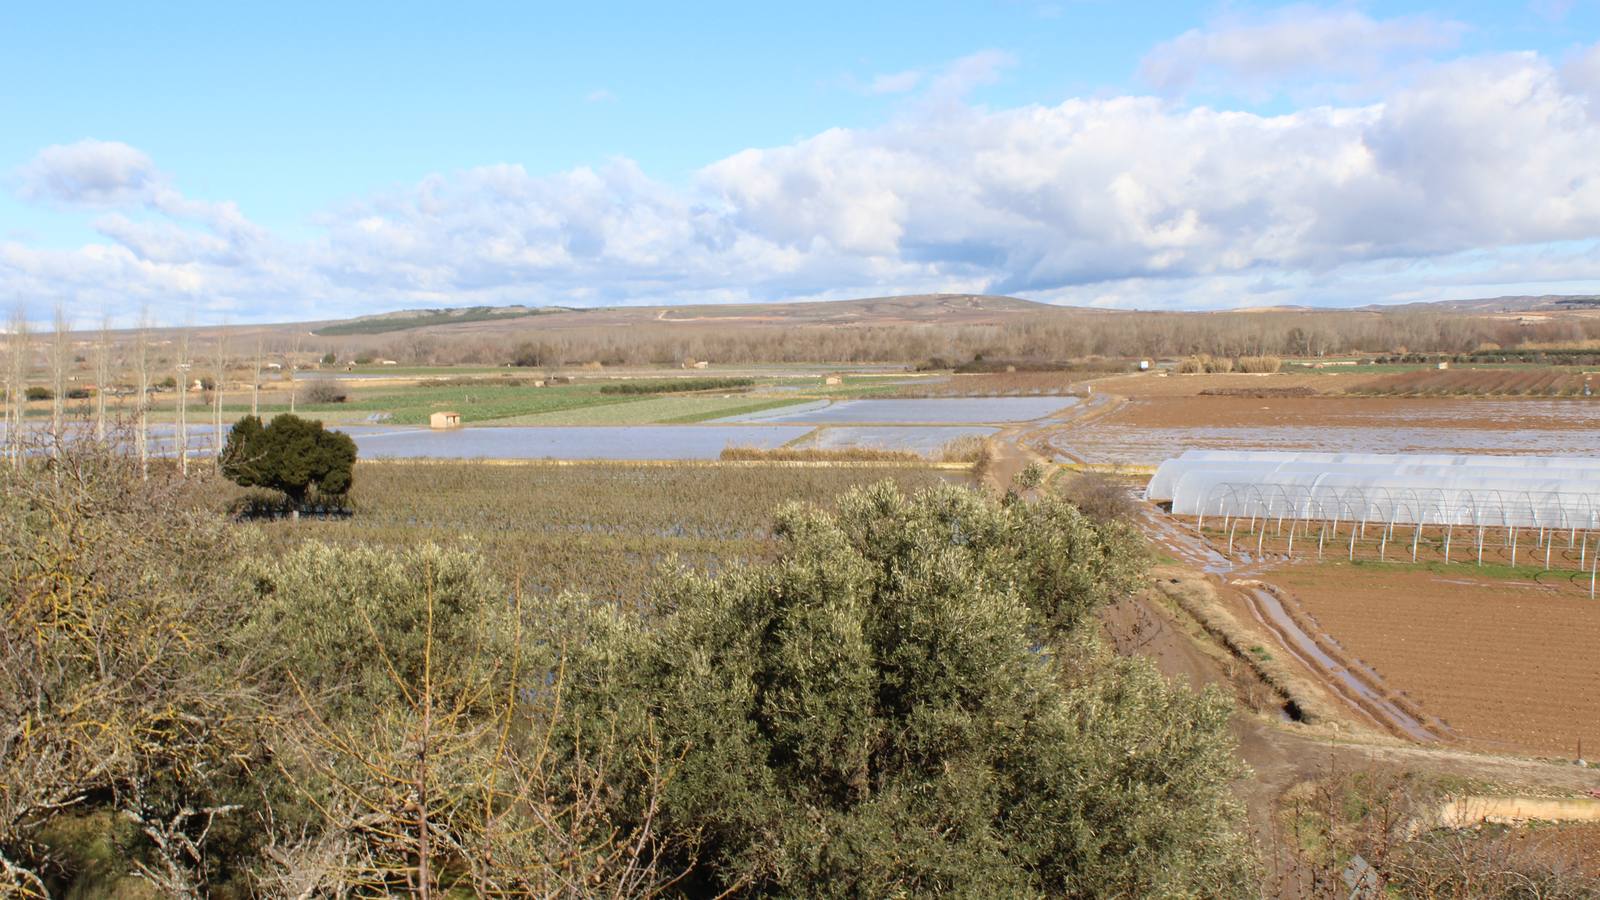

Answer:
[221,413,356,506]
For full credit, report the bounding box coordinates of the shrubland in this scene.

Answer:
[0,447,1261,896]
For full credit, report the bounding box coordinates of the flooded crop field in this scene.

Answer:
[1053,396,1600,465]
[717,396,1078,424]
[791,425,997,454]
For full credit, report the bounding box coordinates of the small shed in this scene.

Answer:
[692,360,710,370]
[824,375,843,386]
[1138,359,1152,371]
[430,411,462,430]
[1437,361,1451,370]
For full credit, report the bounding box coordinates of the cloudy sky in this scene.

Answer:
[4,1,1600,324]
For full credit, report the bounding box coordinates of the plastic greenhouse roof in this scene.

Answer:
[1149,450,1600,529]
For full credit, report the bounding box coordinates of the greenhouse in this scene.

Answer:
[1149,450,1600,533]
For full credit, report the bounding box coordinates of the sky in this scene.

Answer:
[3,1,1600,324]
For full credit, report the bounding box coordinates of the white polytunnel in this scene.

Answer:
[1149,450,1600,530]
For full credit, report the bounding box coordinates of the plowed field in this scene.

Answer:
[1268,563,1600,757]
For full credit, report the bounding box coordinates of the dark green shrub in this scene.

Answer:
[221,414,356,506]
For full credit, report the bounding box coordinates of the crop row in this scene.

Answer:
[1351,368,1599,397]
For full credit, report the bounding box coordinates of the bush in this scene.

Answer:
[556,482,1248,896]
[24,386,51,401]
[1234,355,1282,373]
[1060,470,1139,522]
[0,450,267,896]
[221,414,357,506]
[297,379,349,404]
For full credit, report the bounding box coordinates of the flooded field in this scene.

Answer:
[792,425,997,454]
[718,396,1077,424]
[1053,397,1600,465]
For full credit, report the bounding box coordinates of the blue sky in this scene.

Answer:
[4,1,1600,323]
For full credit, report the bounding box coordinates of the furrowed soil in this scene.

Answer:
[1266,562,1600,758]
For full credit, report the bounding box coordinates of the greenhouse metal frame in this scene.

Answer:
[1148,450,1600,596]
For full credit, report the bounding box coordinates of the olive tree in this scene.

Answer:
[557,482,1253,897]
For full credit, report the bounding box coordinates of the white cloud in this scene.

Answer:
[584,88,616,103]
[16,140,161,207]
[7,45,1600,321]
[1141,5,1465,96]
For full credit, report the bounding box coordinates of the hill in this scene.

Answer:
[1368,294,1600,314]
[305,293,1061,338]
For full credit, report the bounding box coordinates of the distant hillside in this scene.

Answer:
[306,293,1059,337]
[312,305,576,336]
[1369,295,1600,314]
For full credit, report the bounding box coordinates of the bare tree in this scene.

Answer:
[93,314,112,443]
[212,330,227,465]
[288,337,299,415]
[252,337,263,418]
[49,304,69,445]
[1,308,23,468]
[135,313,151,479]
[176,330,190,477]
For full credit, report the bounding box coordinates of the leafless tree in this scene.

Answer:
[176,330,190,477]
[212,330,227,465]
[288,337,299,414]
[2,307,24,469]
[48,304,69,445]
[134,313,151,479]
[252,337,263,417]
[93,314,112,443]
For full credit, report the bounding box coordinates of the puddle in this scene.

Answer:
[1236,583,1440,743]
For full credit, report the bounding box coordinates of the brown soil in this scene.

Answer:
[1269,562,1600,758]
[1089,372,1356,398]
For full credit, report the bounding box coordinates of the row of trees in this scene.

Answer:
[326,308,1600,369]
[1,306,311,478]
[0,447,1257,897]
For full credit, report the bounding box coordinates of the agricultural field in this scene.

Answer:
[887,372,1082,397]
[1051,392,1600,464]
[1352,367,1600,397]
[250,461,955,599]
[489,393,808,425]
[1266,561,1600,757]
